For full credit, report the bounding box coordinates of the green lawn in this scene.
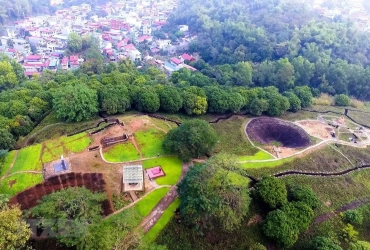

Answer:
[135,129,166,157]
[211,116,258,156]
[103,142,141,162]
[134,187,170,217]
[144,198,180,243]
[0,173,43,196]
[240,157,295,169]
[9,144,42,174]
[142,157,182,185]
[238,151,274,162]
[64,136,91,153]
[41,146,64,163]
[0,151,16,177]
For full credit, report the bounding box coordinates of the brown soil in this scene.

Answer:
[247,117,311,148]
[9,179,16,188]
[247,214,263,226]
[297,120,334,139]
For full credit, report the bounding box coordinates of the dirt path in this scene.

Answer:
[104,185,172,219]
[130,136,143,158]
[23,123,65,147]
[1,150,19,180]
[140,162,192,233]
[304,197,370,235]
[129,191,139,201]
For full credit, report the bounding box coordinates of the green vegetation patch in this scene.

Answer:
[135,129,166,157]
[0,173,43,196]
[142,157,182,185]
[238,151,274,162]
[240,157,295,169]
[10,144,42,173]
[41,146,64,163]
[60,132,88,144]
[0,150,16,177]
[134,187,170,217]
[103,142,141,162]
[211,116,258,156]
[64,136,91,153]
[144,198,181,243]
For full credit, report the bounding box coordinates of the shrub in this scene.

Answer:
[342,210,363,226]
[334,94,351,107]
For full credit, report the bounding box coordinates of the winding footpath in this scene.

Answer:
[140,162,191,232]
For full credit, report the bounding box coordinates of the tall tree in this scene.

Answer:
[67,32,83,53]
[177,154,251,232]
[163,119,217,161]
[53,84,98,122]
[31,187,106,249]
[0,195,31,250]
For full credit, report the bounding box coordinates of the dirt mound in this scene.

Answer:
[246,117,310,148]
[9,172,114,216]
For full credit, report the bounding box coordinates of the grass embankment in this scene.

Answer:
[135,129,166,158]
[144,198,180,243]
[211,116,258,156]
[0,151,16,177]
[0,173,43,196]
[103,142,141,162]
[18,111,100,146]
[134,187,170,217]
[41,133,91,163]
[142,157,182,185]
[9,144,42,173]
[238,151,274,162]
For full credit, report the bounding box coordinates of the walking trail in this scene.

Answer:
[140,162,191,232]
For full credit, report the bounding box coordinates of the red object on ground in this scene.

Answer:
[147,166,165,179]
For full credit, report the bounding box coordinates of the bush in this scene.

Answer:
[342,210,363,226]
[249,243,266,250]
[334,94,351,106]
[255,176,287,210]
[289,185,320,209]
[309,236,343,250]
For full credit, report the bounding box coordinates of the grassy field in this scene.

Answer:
[64,136,92,153]
[144,198,180,243]
[134,187,170,217]
[238,151,274,162]
[103,142,141,162]
[9,144,42,174]
[135,129,166,157]
[347,109,370,126]
[0,151,16,177]
[211,116,258,156]
[142,157,182,185]
[243,145,357,178]
[41,146,64,163]
[17,111,101,147]
[0,173,43,196]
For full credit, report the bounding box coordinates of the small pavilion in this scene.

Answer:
[122,165,144,192]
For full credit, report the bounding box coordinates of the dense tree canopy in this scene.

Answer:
[31,187,106,249]
[309,236,343,250]
[162,119,218,161]
[53,84,98,122]
[255,176,288,209]
[0,195,31,250]
[177,154,251,232]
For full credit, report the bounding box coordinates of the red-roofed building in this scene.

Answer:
[170,57,182,65]
[116,38,130,49]
[25,55,42,62]
[181,53,195,62]
[137,35,153,43]
[183,64,197,71]
[61,57,69,70]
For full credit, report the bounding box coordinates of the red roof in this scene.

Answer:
[7,48,17,53]
[181,53,194,61]
[122,44,136,51]
[61,57,68,64]
[44,60,50,67]
[137,35,152,43]
[183,64,197,71]
[70,55,78,61]
[25,71,41,76]
[170,57,182,65]
[26,55,42,60]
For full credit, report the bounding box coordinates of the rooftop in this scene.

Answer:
[123,165,143,183]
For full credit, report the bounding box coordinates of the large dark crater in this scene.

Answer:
[246,117,311,148]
